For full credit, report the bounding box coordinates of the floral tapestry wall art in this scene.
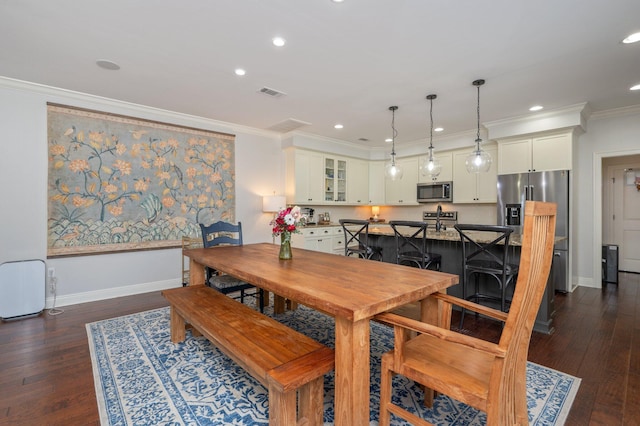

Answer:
[47,104,236,257]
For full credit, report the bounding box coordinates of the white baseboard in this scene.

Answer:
[45,279,181,308]
[573,275,600,289]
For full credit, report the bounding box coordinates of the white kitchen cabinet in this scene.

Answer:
[324,156,347,203]
[418,151,453,183]
[368,161,386,205]
[452,146,497,203]
[347,158,369,205]
[497,132,572,174]
[291,226,343,255]
[285,149,324,204]
[385,157,419,205]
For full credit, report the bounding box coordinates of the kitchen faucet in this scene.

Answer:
[435,204,443,232]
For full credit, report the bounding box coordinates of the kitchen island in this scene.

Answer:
[365,223,556,334]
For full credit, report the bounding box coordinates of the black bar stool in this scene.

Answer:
[339,219,383,261]
[388,220,441,270]
[454,224,519,328]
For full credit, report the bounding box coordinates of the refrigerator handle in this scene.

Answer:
[524,186,529,200]
[529,184,534,200]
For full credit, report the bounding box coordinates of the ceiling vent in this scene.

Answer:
[267,118,312,133]
[258,86,287,98]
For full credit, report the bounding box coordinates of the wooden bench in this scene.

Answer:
[162,285,334,426]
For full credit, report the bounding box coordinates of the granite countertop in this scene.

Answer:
[302,221,564,246]
[367,223,530,246]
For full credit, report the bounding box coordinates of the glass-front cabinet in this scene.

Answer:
[324,156,347,202]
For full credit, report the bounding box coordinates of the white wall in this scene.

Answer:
[2,77,639,304]
[0,78,282,307]
[574,107,640,288]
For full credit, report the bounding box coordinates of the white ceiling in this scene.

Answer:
[1,0,639,148]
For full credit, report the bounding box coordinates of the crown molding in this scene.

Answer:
[484,102,588,140]
[0,76,281,140]
[589,103,640,120]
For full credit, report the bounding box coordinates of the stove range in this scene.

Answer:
[423,210,458,231]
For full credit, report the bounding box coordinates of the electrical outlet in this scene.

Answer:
[48,267,55,279]
[50,276,57,292]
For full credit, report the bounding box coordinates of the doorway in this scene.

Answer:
[603,155,640,274]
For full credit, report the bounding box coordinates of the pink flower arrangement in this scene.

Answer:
[270,205,303,237]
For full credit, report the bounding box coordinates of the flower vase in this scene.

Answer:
[279,232,292,260]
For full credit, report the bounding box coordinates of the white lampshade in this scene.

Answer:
[262,195,286,213]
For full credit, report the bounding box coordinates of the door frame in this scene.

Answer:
[594,148,640,287]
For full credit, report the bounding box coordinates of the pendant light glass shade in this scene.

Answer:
[465,141,493,173]
[385,106,403,181]
[421,94,442,179]
[424,149,442,177]
[466,79,492,173]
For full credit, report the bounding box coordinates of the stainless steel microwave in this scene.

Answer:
[417,181,452,203]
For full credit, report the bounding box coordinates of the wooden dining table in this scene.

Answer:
[184,242,458,425]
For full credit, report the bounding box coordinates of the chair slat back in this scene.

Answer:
[494,202,556,415]
[199,221,243,248]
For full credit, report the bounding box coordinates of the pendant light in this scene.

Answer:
[385,106,403,180]
[421,94,441,179]
[465,79,492,173]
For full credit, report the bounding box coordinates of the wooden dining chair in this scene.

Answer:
[199,221,264,312]
[376,201,557,426]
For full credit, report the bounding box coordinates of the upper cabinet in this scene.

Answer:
[385,157,419,205]
[497,131,572,174]
[452,146,497,203]
[324,156,347,203]
[368,161,386,205]
[417,151,453,183]
[285,149,324,205]
[347,158,369,205]
[285,149,369,205]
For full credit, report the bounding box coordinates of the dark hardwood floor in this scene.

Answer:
[0,273,638,425]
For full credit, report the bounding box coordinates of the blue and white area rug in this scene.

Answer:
[86,303,580,425]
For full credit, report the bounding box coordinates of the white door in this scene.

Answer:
[613,167,640,272]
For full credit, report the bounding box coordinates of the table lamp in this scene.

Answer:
[263,194,286,243]
[371,205,380,222]
[262,194,286,214]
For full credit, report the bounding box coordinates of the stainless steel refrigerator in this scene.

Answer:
[497,170,570,292]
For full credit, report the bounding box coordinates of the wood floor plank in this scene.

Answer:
[0,273,639,425]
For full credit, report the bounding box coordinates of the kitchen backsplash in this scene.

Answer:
[300,204,497,226]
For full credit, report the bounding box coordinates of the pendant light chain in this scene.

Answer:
[390,106,398,163]
[465,78,492,173]
[429,95,434,158]
[385,105,403,180]
[476,82,481,144]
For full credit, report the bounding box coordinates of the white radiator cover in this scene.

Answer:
[0,259,45,319]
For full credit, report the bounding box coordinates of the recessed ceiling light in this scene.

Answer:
[234,68,246,76]
[529,105,544,112]
[272,37,286,47]
[622,32,640,44]
[96,59,120,70]
[434,127,444,132]
[334,124,344,129]
[631,83,640,91]
[385,138,392,143]
[332,0,345,3]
